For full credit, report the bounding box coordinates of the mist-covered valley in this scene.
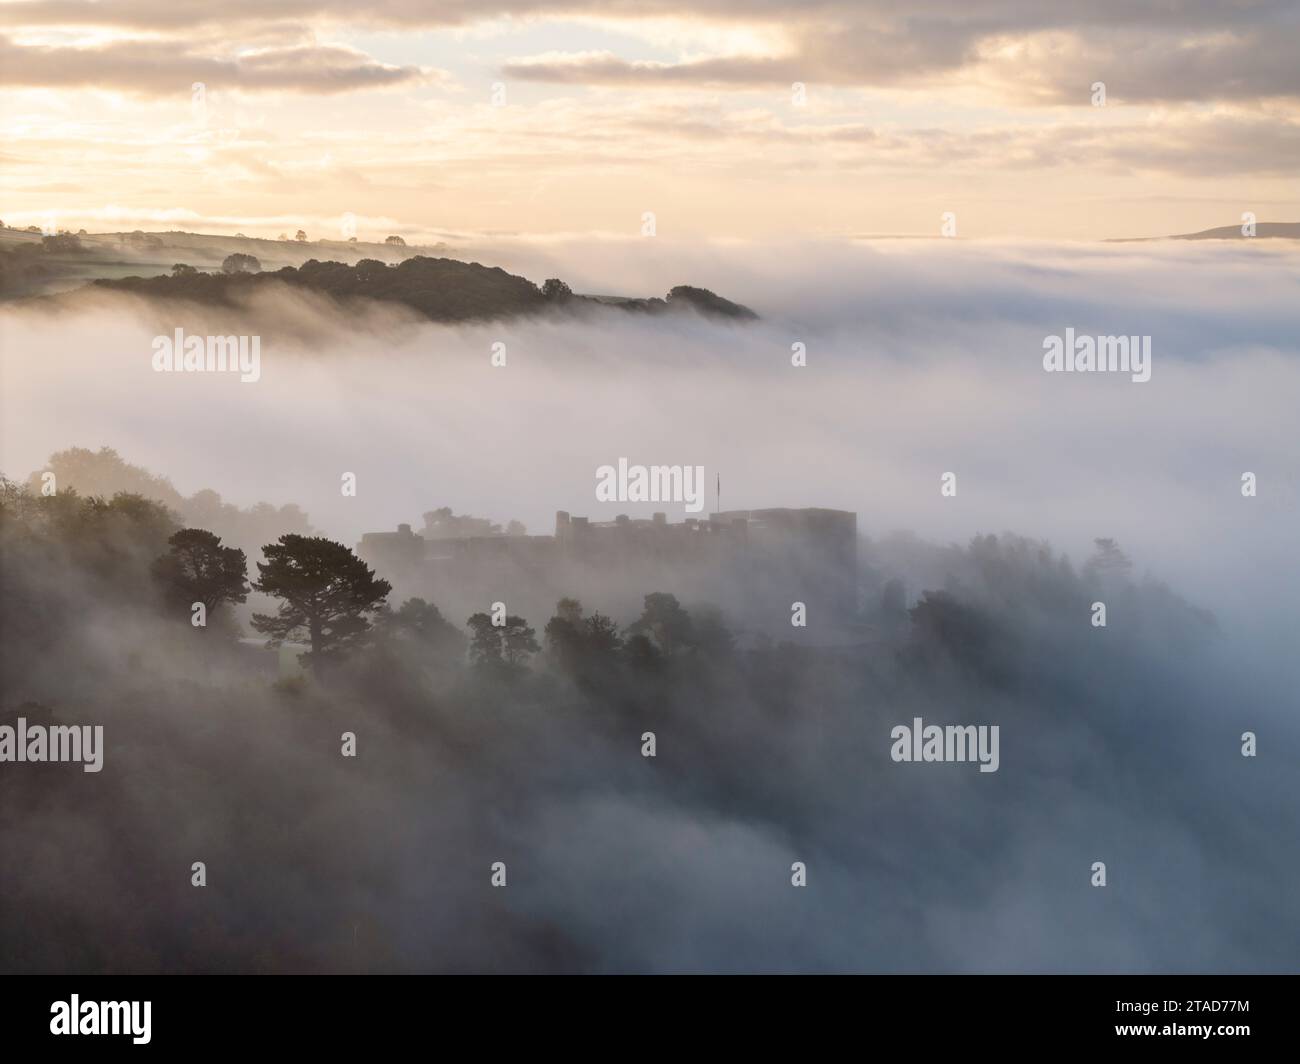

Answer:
[1,237,1297,972]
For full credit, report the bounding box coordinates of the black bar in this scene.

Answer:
[2,975,1288,1052]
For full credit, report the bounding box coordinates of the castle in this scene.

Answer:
[358,507,859,638]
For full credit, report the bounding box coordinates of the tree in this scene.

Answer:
[278,233,288,241]
[26,445,185,508]
[374,597,465,661]
[295,229,307,242]
[505,519,526,536]
[541,278,572,302]
[356,258,388,281]
[623,633,662,671]
[152,528,248,613]
[628,592,694,656]
[251,535,391,666]
[1084,538,1132,584]
[543,598,629,686]
[221,252,261,274]
[384,235,406,246]
[171,263,198,276]
[584,612,623,654]
[905,590,1009,685]
[545,598,622,678]
[466,612,503,669]
[41,233,81,253]
[544,597,585,668]
[467,612,538,672]
[0,484,181,671]
[503,616,539,667]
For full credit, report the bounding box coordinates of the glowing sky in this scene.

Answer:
[2,0,1298,240]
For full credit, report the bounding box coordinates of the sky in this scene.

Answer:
[2,0,1299,241]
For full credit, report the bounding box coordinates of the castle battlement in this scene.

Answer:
[357,506,858,634]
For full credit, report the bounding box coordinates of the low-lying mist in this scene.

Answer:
[1,237,1297,972]
[4,238,1297,636]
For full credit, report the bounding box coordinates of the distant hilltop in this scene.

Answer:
[1109,221,1300,242]
[89,256,759,324]
[0,223,757,321]
[0,223,440,300]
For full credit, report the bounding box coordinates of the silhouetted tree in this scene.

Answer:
[466,612,503,669]
[374,597,465,662]
[170,263,198,276]
[251,535,390,666]
[1084,538,1133,584]
[906,589,1009,686]
[295,229,307,242]
[623,633,662,672]
[41,233,82,253]
[584,612,623,655]
[221,252,260,274]
[541,278,572,302]
[502,615,539,667]
[384,235,406,246]
[544,597,586,670]
[151,528,248,614]
[544,597,624,686]
[629,592,694,656]
[466,611,538,673]
[0,484,177,605]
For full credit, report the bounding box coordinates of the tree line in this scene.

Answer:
[3,475,1192,703]
[155,521,736,678]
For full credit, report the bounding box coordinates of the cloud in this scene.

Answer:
[501,50,800,87]
[4,3,1298,241]
[6,2,1300,104]
[0,35,439,95]
[969,26,1300,106]
[497,3,1300,106]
